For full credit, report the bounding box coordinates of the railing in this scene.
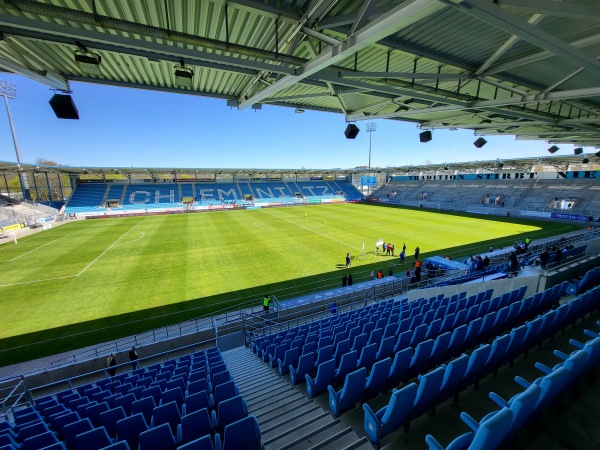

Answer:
[0,375,30,420]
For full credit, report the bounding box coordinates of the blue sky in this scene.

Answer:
[0,73,594,170]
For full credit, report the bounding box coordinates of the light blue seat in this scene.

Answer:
[407,366,446,429]
[177,408,213,445]
[183,390,211,416]
[116,413,148,450]
[335,350,358,385]
[138,422,177,450]
[408,339,435,378]
[212,395,248,436]
[458,344,492,393]
[436,354,470,404]
[429,332,452,367]
[220,416,261,450]
[393,330,412,354]
[363,357,392,401]
[306,359,335,399]
[151,400,181,435]
[409,324,428,347]
[328,367,367,418]
[278,347,300,376]
[387,347,414,389]
[290,353,314,385]
[74,426,112,450]
[363,382,418,447]
[514,366,570,412]
[425,407,513,450]
[483,334,511,378]
[487,383,542,443]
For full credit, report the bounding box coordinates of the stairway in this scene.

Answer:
[222,347,370,450]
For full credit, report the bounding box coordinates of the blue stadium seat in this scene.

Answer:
[99,406,126,439]
[74,426,112,450]
[212,395,248,436]
[52,411,81,440]
[220,416,261,450]
[357,343,377,370]
[335,350,358,385]
[116,413,148,450]
[406,366,446,429]
[17,421,49,441]
[151,401,181,435]
[187,379,211,397]
[212,381,239,410]
[408,339,435,378]
[177,434,215,450]
[98,442,130,450]
[278,347,300,377]
[306,359,336,399]
[363,357,392,401]
[85,402,109,428]
[138,422,177,450]
[177,408,213,445]
[21,431,60,450]
[387,347,413,389]
[63,418,94,450]
[161,388,185,414]
[328,367,367,418]
[363,382,418,447]
[289,353,314,386]
[488,383,542,443]
[131,397,155,426]
[183,390,211,416]
[436,354,469,405]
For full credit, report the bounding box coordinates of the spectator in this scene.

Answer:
[348,274,353,286]
[414,246,420,260]
[107,354,117,381]
[128,346,139,370]
[540,250,550,269]
[388,268,393,277]
[342,274,347,287]
[263,294,270,312]
[377,270,384,279]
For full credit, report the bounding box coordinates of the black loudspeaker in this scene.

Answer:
[473,137,487,148]
[547,145,559,154]
[419,131,432,143]
[344,124,359,139]
[582,158,589,164]
[573,147,583,155]
[595,151,600,157]
[49,94,79,119]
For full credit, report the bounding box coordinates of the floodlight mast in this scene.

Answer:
[366,122,377,195]
[0,81,29,200]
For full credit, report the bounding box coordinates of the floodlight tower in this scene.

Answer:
[366,122,377,195]
[0,81,29,200]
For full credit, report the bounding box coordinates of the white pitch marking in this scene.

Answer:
[0,234,71,262]
[112,231,145,248]
[259,210,362,251]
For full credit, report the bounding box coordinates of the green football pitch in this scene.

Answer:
[0,203,580,365]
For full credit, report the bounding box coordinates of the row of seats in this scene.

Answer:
[425,316,600,450]
[1,347,261,450]
[297,286,539,399]
[361,284,599,447]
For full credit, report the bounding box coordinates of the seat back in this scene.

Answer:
[469,407,513,450]
[99,406,126,439]
[213,381,238,409]
[363,357,392,401]
[74,426,112,450]
[131,396,156,425]
[152,400,181,434]
[215,395,248,435]
[379,383,419,438]
[357,343,377,370]
[306,359,335,398]
[184,390,210,415]
[63,418,93,450]
[161,388,185,413]
[178,408,212,445]
[138,422,177,450]
[410,366,445,418]
[222,416,261,450]
[116,413,148,450]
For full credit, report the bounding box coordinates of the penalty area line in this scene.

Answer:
[0,234,71,262]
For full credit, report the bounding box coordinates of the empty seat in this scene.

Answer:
[63,418,94,450]
[212,381,239,410]
[131,396,156,426]
[176,434,215,450]
[74,426,112,450]
[116,413,148,450]
[363,357,393,401]
[151,400,181,435]
[99,406,126,439]
[306,359,336,399]
[212,395,248,435]
[161,388,185,414]
[363,382,418,447]
[289,353,314,386]
[21,431,60,450]
[177,408,213,445]
[220,416,261,450]
[328,367,367,418]
[278,347,300,377]
[183,390,211,416]
[138,422,177,450]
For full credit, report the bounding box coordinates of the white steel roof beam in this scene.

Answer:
[337,71,471,80]
[446,1,600,75]
[0,56,68,90]
[497,0,600,21]
[237,0,445,109]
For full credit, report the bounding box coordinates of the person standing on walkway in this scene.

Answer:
[414,246,420,260]
[107,353,117,381]
[345,252,351,268]
[348,274,353,286]
[129,346,139,370]
[263,294,270,312]
[342,274,347,287]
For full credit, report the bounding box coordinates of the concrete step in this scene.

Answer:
[339,437,372,450]
[272,417,349,450]
[261,403,323,434]
[303,426,359,450]
[247,388,300,411]
[254,396,314,424]
[263,411,332,448]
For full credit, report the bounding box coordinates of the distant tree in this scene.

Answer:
[27,158,71,203]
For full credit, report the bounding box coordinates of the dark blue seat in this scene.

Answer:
[52,411,81,440]
[161,388,185,414]
[290,353,314,385]
[363,382,418,447]
[333,339,352,365]
[99,406,126,439]
[187,379,211,396]
[183,390,211,416]
[17,421,49,441]
[306,359,335,399]
[375,336,395,362]
[363,357,392,401]
[151,400,181,435]
[212,395,248,435]
[74,426,112,450]
[177,435,215,450]
[166,378,186,397]
[141,386,162,405]
[116,413,148,450]
[352,333,368,354]
[114,393,135,417]
[131,396,156,426]
[269,343,288,368]
[138,422,177,450]
[328,367,366,418]
[85,402,109,428]
[177,408,213,445]
[335,350,358,385]
[63,418,94,450]
[21,431,60,450]
[220,416,261,450]
[212,381,239,410]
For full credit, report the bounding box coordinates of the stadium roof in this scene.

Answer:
[0,0,599,148]
[0,153,597,176]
